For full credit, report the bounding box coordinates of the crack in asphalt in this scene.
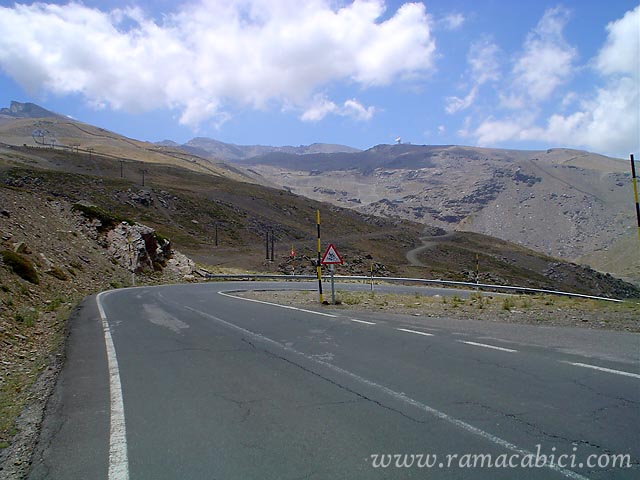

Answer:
[294,399,363,409]
[241,338,428,425]
[453,399,640,465]
[471,357,545,382]
[572,378,640,406]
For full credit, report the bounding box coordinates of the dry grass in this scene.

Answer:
[238,289,640,332]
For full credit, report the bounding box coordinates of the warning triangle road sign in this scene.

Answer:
[321,243,343,265]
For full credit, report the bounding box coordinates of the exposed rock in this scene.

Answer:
[127,189,153,207]
[38,253,53,271]
[105,223,171,274]
[165,251,195,277]
[13,242,30,254]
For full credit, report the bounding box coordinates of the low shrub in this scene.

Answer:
[47,266,69,281]
[72,203,133,232]
[1,250,39,284]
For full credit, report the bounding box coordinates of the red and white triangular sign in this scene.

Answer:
[321,243,343,265]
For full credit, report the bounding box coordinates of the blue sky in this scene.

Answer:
[0,1,638,158]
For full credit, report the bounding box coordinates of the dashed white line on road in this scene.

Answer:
[97,291,129,480]
[563,362,640,379]
[397,328,434,337]
[458,340,517,353]
[350,318,376,325]
[219,291,337,318]
[184,305,588,480]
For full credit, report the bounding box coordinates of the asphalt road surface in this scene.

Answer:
[28,281,639,479]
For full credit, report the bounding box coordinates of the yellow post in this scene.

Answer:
[316,209,324,303]
[630,154,640,245]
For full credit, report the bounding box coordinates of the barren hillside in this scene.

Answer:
[237,144,637,284]
[0,116,252,183]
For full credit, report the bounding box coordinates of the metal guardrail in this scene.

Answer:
[204,273,625,303]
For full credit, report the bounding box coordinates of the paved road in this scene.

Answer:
[405,232,455,267]
[29,282,639,479]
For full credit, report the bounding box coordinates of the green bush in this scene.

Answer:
[71,203,133,232]
[15,308,37,326]
[1,250,39,284]
[154,231,169,244]
[502,296,515,311]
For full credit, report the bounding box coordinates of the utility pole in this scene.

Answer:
[141,169,148,187]
[214,222,219,247]
[265,230,270,260]
[119,160,124,178]
[270,229,275,262]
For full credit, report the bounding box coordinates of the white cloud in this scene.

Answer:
[301,96,375,122]
[595,5,640,78]
[468,37,501,85]
[0,0,435,127]
[507,6,576,106]
[301,96,338,122]
[440,13,465,31]
[342,99,376,121]
[472,114,536,145]
[446,86,478,114]
[445,37,500,113]
[520,66,639,157]
[467,5,639,157]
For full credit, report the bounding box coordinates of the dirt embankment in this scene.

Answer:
[0,186,196,478]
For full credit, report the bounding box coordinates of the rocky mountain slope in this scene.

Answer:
[1,142,637,298]
[175,137,360,162]
[0,101,64,121]
[236,144,638,284]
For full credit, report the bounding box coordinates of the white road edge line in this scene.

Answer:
[397,327,434,337]
[219,291,337,317]
[350,318,376,325]
[563,362,640,379]
[96,292,129,480]
[458,340,517,353]
[183,305,587,480]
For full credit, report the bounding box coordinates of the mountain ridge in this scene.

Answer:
[0,100,65,120]
[237,144,636,284]
[178,136,361,161]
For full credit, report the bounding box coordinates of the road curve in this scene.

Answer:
[28,281,639,479]
[406,232,456,267]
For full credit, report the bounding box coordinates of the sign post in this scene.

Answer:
[321,243,344,305]
[290,245,295,275]
[370,260,374,292]
[316,211,323,303]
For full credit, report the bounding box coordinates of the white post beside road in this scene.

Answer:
[330,264,336,305]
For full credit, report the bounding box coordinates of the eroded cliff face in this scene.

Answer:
[105,222,171,274]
